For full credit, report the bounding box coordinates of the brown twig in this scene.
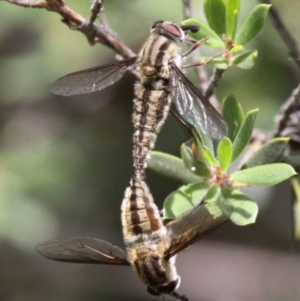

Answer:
[3,0,135,58]
[259,0,300,70]
[181,0,192,19]
[257,1,300,148]
[274,83,300,138]
[88,0,102,27]
[2,0,294,167]
[1,0,47,7]
[203,68,225,99]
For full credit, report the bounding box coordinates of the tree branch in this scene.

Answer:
[3,0,135,58]
[181,0,192,19]
[274,83,300,141]
[259,0,300,70]
[256,1,300,150]
[4,0,290,147]
[89,0,102,26]
[203,68,225,99]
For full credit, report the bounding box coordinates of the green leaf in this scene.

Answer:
[180,143,211,178]
[205,184,220,203]
[230,44,244,53]
[226,0,240,40]
[165,191,232,238]
[232,109,258,161]
[243,138,289,169]
[193,127,218,168]
[181,19,225,48]
[293,200,300,242]
[222,189,258,225]
[291,177,300,241]
[236,4,271,46]
[163,182,210,219]
[199,56,229,69]
[222,95,244,142]
[230,163,297,187]
[218,137,233,171]
[193,125,214,155]
[232,50,258,69]
[204,0,226,36]
[205,185,233,216]
[148,152,202,183]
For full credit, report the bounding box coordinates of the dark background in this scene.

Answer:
[0,0,299,300]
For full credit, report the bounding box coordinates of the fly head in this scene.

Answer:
[151,21,185,42]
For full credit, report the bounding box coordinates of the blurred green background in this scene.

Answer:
[0,0,299,300]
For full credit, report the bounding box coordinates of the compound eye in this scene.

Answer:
[161,24,182,39]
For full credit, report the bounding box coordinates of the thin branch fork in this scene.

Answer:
[3,0,135,58]
[3,0,293,161]
[274,83,300,138]
[4,0,222,99]
[259,0,300,70]
[257,1,300,146]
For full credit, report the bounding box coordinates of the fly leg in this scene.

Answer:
[181,36,209,58]
[182,44,233,69]
[171,291,189,301]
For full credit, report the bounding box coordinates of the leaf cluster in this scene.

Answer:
[149,95,296,226]
[181,0,271,69]
[147,0,297,228]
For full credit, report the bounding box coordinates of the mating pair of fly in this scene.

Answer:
[36,21,231,301]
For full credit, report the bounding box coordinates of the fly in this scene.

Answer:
[50,21,227,177]
[36,172,232,301]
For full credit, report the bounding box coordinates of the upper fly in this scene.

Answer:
[50,21,227,178]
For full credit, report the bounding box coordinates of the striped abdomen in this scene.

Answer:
[121,173,163,241]
[132,83,171,173]
[132,32,181,174]
[121,173,178,288]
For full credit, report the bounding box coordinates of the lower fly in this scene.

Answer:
[36,171,232,300]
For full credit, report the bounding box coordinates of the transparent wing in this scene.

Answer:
[165,201,232,259]
[170,63,227,140]
[50,57,137,96]
[36,237,130,266]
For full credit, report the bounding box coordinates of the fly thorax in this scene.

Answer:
[137,31,181,82]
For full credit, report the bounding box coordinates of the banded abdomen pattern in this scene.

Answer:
[121,22,185,292]
[132,82,171,173]
[121,172,163,242]
[132,31,181,176]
